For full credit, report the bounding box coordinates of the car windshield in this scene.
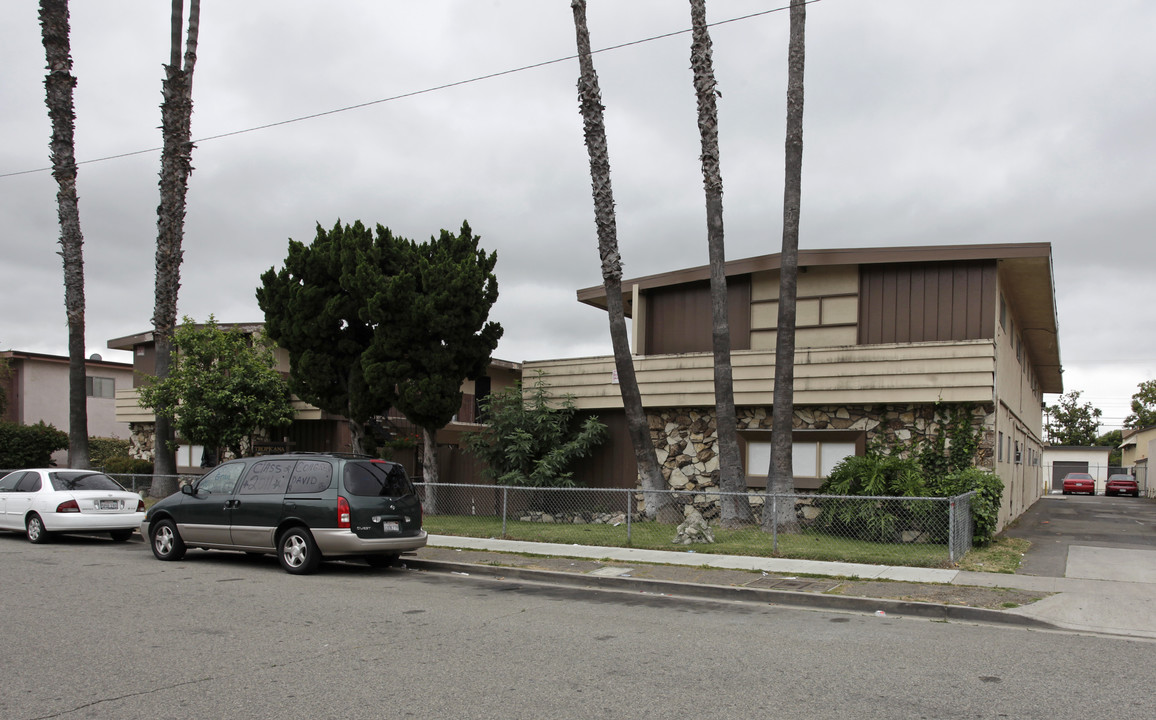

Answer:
[49,472,126,492]
[343,461,414,497]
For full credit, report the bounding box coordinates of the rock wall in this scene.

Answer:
[647,403,995,492]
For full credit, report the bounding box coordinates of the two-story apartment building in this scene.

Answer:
[107,325,520,476]
[526,242,1062,531]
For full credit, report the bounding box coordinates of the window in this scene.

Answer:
[344,461,414,497]
[196,463,245,495]
[999,294,1006,330]
[239,460,295,495]
[287,460,333,494]
[86,376,115,399]
[741,430,864,489]
[998,432,1004,462]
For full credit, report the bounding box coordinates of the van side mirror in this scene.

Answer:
[181,483,195,496]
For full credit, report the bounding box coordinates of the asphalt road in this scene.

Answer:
[1,531,1153,720]
[1004,494,1156,577]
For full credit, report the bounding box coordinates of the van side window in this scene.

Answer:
[197,463,245,495]
[344,461,414,497]
[286,460,333,494]
[240,460,295,494]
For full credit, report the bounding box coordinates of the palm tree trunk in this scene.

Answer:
[39,0,89,469]
[570,0,677,523]
[150,0,200,497]
[765,0,806,532]
[689,0,751,526]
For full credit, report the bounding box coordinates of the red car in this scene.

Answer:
[1061,472,1096,495]
[1105,474,1140,497]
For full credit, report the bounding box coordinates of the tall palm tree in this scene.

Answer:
[570,0,677,522]
[688,0,751,526]
[39,0,89,469]
[150,0,200,497]
[765,0,806,532]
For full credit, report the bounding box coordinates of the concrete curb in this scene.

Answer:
[404,558,1060,630]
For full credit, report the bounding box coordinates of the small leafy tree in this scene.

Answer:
[0,421,69,468]
[1095,429,1123,466]
[258,220,403,454]
[88,436,131,468]
[1046,390,1102,445]
[465,372,607,488]
[138,316,293,463]
[360,222,503,491]
[1125,379,1156,429]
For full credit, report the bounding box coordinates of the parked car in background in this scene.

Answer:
[1061,472,1096,496]
[0,469,145,543]
[1105,474,1140,497]
[142,453,427,574]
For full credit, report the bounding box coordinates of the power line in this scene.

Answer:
[1,1,815,180]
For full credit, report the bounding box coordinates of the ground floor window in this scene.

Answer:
[739,430,865,490]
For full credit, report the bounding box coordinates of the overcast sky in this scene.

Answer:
[3,1,1154,431]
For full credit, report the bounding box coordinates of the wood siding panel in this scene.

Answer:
[859,261,996,345]
[528,340,997,410]
[643,277,750,355]
[571,411,636,488]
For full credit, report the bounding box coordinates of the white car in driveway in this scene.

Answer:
[0,469,145,543]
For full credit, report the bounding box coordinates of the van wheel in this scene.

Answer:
[278,527,321,575]
[151,519,187,560]
[365,553,401,569]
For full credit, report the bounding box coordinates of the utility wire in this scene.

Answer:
[1,1,817,180]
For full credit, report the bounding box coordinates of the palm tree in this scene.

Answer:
[39,0,89,469]
[765,0,806,532]
[688,0,751,526]
[150,0,200,497]
[570,0,678,522]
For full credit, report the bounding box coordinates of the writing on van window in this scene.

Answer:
[198,463,245,495]
[287,460,332,494]
[239,461,294,495]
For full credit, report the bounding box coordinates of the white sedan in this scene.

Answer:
[0,469,146,543]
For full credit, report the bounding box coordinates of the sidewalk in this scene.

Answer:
[409,535,1156,640]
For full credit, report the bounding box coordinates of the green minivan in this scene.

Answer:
[142,453,426,574]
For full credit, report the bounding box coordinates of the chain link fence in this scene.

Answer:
[415,482,978,567]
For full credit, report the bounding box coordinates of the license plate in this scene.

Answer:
[99,500,119,510]
[382,521,399,533]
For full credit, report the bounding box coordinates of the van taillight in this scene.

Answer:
[338,496,350,528]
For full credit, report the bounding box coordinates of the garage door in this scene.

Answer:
[1051,461,1088,491]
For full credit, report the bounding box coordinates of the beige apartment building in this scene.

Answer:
[527,242,1062,531]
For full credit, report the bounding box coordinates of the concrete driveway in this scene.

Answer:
[1002,493,1156,580]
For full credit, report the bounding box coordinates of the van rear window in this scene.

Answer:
[343,461,414,497]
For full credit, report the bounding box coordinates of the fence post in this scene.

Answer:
[948,496,957,564]
[772,494,779,553]
[501,486,509,538]
[626,489,633,544]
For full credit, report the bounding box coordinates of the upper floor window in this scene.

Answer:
[85,376,115,399]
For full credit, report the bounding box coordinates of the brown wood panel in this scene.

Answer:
[571,411,637,489]
[859,260,997,344]
[643,276,751,355]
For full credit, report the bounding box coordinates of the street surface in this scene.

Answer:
[1,532,1152,720]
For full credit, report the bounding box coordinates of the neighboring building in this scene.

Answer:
[106,326,520,477]
[1041,445,1113,494]
[0,350,135,466]
[1120,425,1156,496]
[527,242,1062,531]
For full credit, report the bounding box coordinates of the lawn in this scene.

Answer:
[421,514,955,568]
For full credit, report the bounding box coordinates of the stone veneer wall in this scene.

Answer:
[649,403,996,492]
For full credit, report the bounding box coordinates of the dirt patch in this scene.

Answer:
[828,580,1047,609]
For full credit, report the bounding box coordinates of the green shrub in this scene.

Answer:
[89,436,131,467]
[926,467,1003,545]
[0,421,69,468]
[101,456,154,475]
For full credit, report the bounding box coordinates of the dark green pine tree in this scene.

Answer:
[257,220,404,454]
[359,221,503,499]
